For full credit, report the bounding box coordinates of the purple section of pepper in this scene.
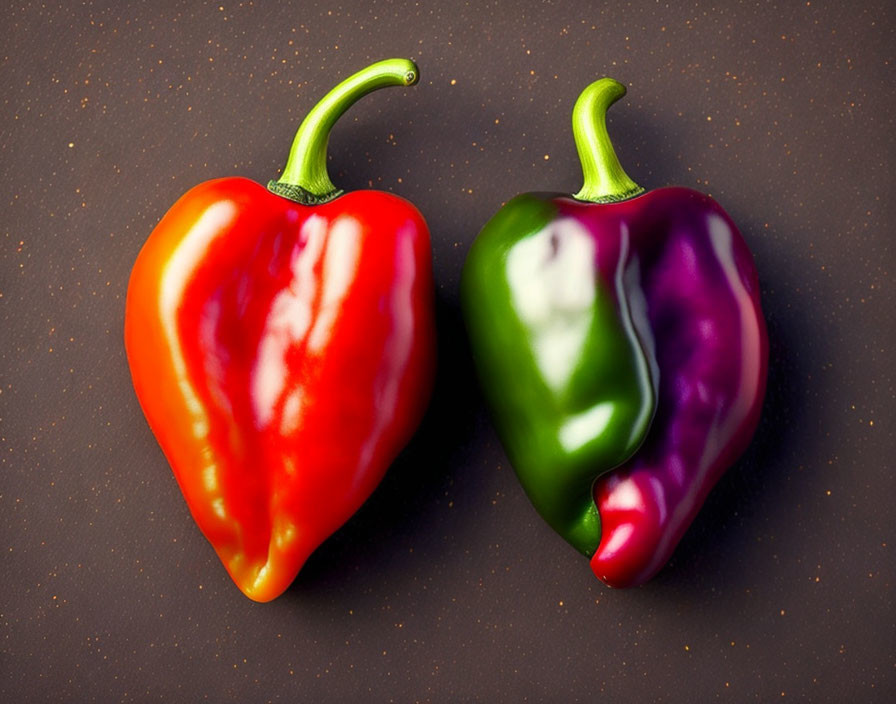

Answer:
[555,187,768,586]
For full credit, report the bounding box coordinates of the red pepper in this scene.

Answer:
[125,59,435,602]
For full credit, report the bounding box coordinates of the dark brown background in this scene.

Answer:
[2,1,893,701]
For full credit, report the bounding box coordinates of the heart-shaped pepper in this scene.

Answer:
[125,59,435,601]
[461,78,768,586]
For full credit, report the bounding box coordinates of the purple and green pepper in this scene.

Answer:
[461,78,768,587]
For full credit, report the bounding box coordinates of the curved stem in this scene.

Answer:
[269,58,419,203]
[572,78,644,203]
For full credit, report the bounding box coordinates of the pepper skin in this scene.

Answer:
[125,60,435,602]
[461,78,767,587]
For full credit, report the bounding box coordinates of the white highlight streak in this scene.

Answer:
[159,200,237,439]
[505,219,596,392]
[308,216,362,353]
[559,401,614,452]
[251,215,327,428]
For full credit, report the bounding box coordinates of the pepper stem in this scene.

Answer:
[572,78,645,203]
[268,58,419,205]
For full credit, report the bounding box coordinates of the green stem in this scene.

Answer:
[572,78,645,203]
[268,58,419,205]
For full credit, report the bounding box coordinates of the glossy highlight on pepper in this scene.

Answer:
[125,59,435,602]
[461,78,768,587]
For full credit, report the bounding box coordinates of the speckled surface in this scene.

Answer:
[1,1,893,701]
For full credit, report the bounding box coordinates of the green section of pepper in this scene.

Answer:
[461,193,656,556]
